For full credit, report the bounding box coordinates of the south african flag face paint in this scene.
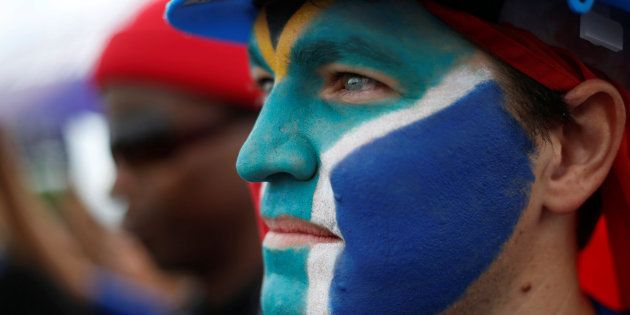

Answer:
[238,0,536,313]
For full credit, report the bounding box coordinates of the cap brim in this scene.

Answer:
[166,0,256,44]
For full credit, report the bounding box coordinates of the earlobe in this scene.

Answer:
[543,79,626,214]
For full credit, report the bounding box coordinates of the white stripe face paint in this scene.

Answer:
[305,63,493,313]
[260,182,268,210]
[306,242,344,315]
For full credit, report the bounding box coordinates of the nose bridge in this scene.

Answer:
[237,89,318,183]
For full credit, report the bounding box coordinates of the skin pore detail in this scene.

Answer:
[239,0,536,314]
[327,79,534,314]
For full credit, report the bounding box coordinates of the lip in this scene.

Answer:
[263,216,342,249]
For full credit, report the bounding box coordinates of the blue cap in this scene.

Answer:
[166,0,257,43]
[166,0,630,50]
[567,0,630,13]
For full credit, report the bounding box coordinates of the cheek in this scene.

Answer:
[122,167,177,213]
[328,82,534,314]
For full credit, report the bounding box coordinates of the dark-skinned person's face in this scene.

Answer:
[237,0,547,313]
[105,83,258,274]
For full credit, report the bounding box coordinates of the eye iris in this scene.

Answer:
[345,76,370,91]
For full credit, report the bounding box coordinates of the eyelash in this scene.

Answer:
[252,68,396,105]
[322,71,394,104]
[331,72,380,92]
[256,77,274,95]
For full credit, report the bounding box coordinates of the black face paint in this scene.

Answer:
[266,0,307,48]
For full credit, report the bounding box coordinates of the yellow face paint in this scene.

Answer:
[253,11,276,73]
[253,0,332,81]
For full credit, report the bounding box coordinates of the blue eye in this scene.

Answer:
[320,67,398,105]
[341,73,377,92]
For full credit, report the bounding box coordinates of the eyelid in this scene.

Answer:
[319,64,401,93]
[319,64,401,105]
[251,66,274,94]
[251,66,273,82]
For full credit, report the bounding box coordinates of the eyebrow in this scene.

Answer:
[291,36,403,70]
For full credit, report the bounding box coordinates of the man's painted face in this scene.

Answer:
[238,0,535,313]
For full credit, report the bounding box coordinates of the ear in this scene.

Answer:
[542,79,626,214]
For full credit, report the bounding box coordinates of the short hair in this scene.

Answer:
[494,60,600,249]
[492,60,571,141]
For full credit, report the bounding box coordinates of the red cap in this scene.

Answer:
[93,0,261,108]
[423,1,630,311]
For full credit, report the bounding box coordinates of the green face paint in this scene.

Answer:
[239,0,533,314]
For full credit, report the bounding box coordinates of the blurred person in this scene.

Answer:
[0,127,178,315]
[0,130,90,315]
[0,252,93,315]
[93,0,263,314]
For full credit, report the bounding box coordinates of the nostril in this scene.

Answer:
[265,172,302,183]
[237,133,318,182]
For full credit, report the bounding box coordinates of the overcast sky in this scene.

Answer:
[0,0,150,98]
[0,0,153,227]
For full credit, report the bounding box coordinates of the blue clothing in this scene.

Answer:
[593,298,630,315]
[93,270,171,315]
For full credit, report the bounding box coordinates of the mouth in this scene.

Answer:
[263,216,342,249]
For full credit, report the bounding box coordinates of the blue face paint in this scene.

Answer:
[329,81,534,314]
[239,0,536,313]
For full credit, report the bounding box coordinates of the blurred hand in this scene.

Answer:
[0,128,189,308]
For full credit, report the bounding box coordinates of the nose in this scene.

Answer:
[237,117,318,182]
[237,135,318,182]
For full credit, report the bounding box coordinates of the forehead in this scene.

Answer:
[250,0,470,78]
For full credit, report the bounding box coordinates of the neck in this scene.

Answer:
[444,211,595,315]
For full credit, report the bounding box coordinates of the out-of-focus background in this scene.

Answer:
[0,1,264,314]
[0,0,151,226]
